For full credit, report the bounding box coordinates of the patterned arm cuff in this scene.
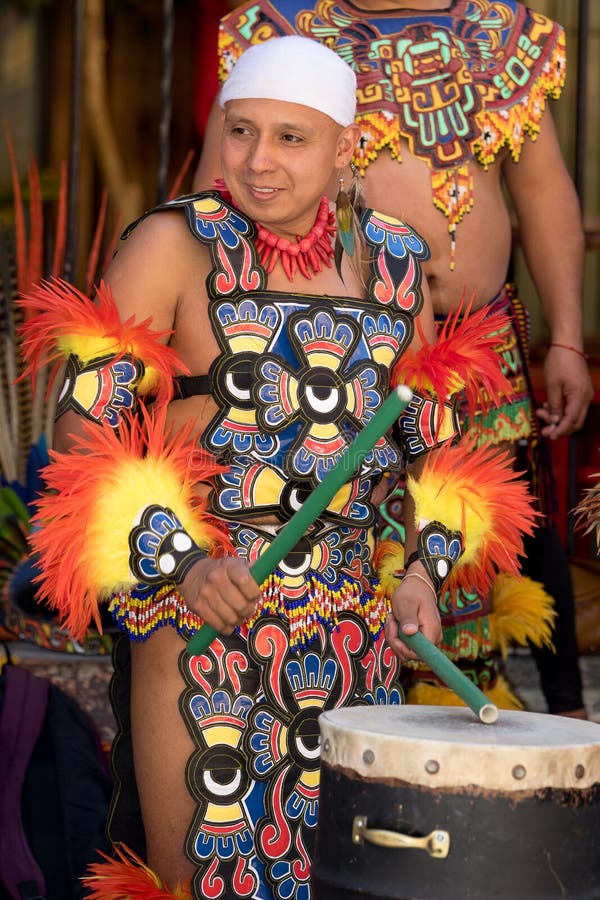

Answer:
[129,505,208,585]
[56,352,145,428]
[415,521,464,594]
[112,504,212,643]
[399,392,460,461]
[18,277,186,411]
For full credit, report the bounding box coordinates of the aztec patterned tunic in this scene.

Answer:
[109,192,430,899]
[111,191,431,655]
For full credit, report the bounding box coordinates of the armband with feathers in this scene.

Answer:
[29,405,233,640]
[393,297,512,460]
[18,277,188,426]
[374,438,540,602]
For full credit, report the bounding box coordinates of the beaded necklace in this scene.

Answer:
[214,180,336,281]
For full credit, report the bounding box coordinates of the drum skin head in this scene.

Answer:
[319,705,600,792]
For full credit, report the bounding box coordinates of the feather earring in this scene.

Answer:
[348,161,363,208]
[335,174,355,258]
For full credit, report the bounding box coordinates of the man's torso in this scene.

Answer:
[218,0,564,308]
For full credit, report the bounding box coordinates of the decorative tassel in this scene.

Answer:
[335,175,355,259]
[82,843,193,899]
[239,571,389,653]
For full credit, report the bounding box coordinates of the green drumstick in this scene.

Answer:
[186,383,500,725]
[186,384,413,657]
[401,631,498,724]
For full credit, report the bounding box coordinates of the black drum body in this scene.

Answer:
[312,706,600,900]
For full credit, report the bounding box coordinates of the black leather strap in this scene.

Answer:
[173,374,211,398]
[404,550,420,570]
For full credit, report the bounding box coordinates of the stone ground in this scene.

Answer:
[1,641,117,745]
[5,642,600,741]
[504,647,600,722]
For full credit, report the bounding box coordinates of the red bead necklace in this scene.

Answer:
[214,180,336,281]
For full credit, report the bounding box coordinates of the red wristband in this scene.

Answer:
[549,342,589,361]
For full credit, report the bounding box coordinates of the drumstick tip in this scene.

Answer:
[395,384,413,403]
[479,703,499,725]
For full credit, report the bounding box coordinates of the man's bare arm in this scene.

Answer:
[53,212,186,452]
[503,111,593,437]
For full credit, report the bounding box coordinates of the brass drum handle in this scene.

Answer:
[352,815,450,859]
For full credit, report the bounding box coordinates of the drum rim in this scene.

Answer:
[318,706,600,791]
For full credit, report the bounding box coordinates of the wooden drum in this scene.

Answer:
[312,706,600,899]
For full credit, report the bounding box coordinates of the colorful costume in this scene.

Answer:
[218,0,565,267]
[213,0,568,707]
[21,190,539,899]
[459,286,532,449]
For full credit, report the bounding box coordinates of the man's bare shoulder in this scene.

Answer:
[118,205,207,263]
[105,206,212,330]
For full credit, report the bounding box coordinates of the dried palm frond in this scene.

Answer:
[574,470,600,554]
[1,132,117,489]
[0,128,118,650]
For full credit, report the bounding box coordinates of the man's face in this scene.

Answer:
[221,98,351,240]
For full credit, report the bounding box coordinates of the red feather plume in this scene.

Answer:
[82,843,193,899]
[393,295,513,419]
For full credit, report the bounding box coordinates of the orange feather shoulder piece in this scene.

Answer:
[30,404,233,640]
[82,844,193,899]
[393,297,512,419]
[406,438,540,598]
[18,276,188,405]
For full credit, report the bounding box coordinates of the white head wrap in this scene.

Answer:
[219,35,357,127]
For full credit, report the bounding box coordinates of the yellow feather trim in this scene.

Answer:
[488,573,556,659]
[406,673,524,711]
[406,439,539,597]
[372,539,404,595]
[84,456,209,588]
[31,405,233,639]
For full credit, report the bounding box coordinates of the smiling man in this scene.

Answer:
[22,35,539,899]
